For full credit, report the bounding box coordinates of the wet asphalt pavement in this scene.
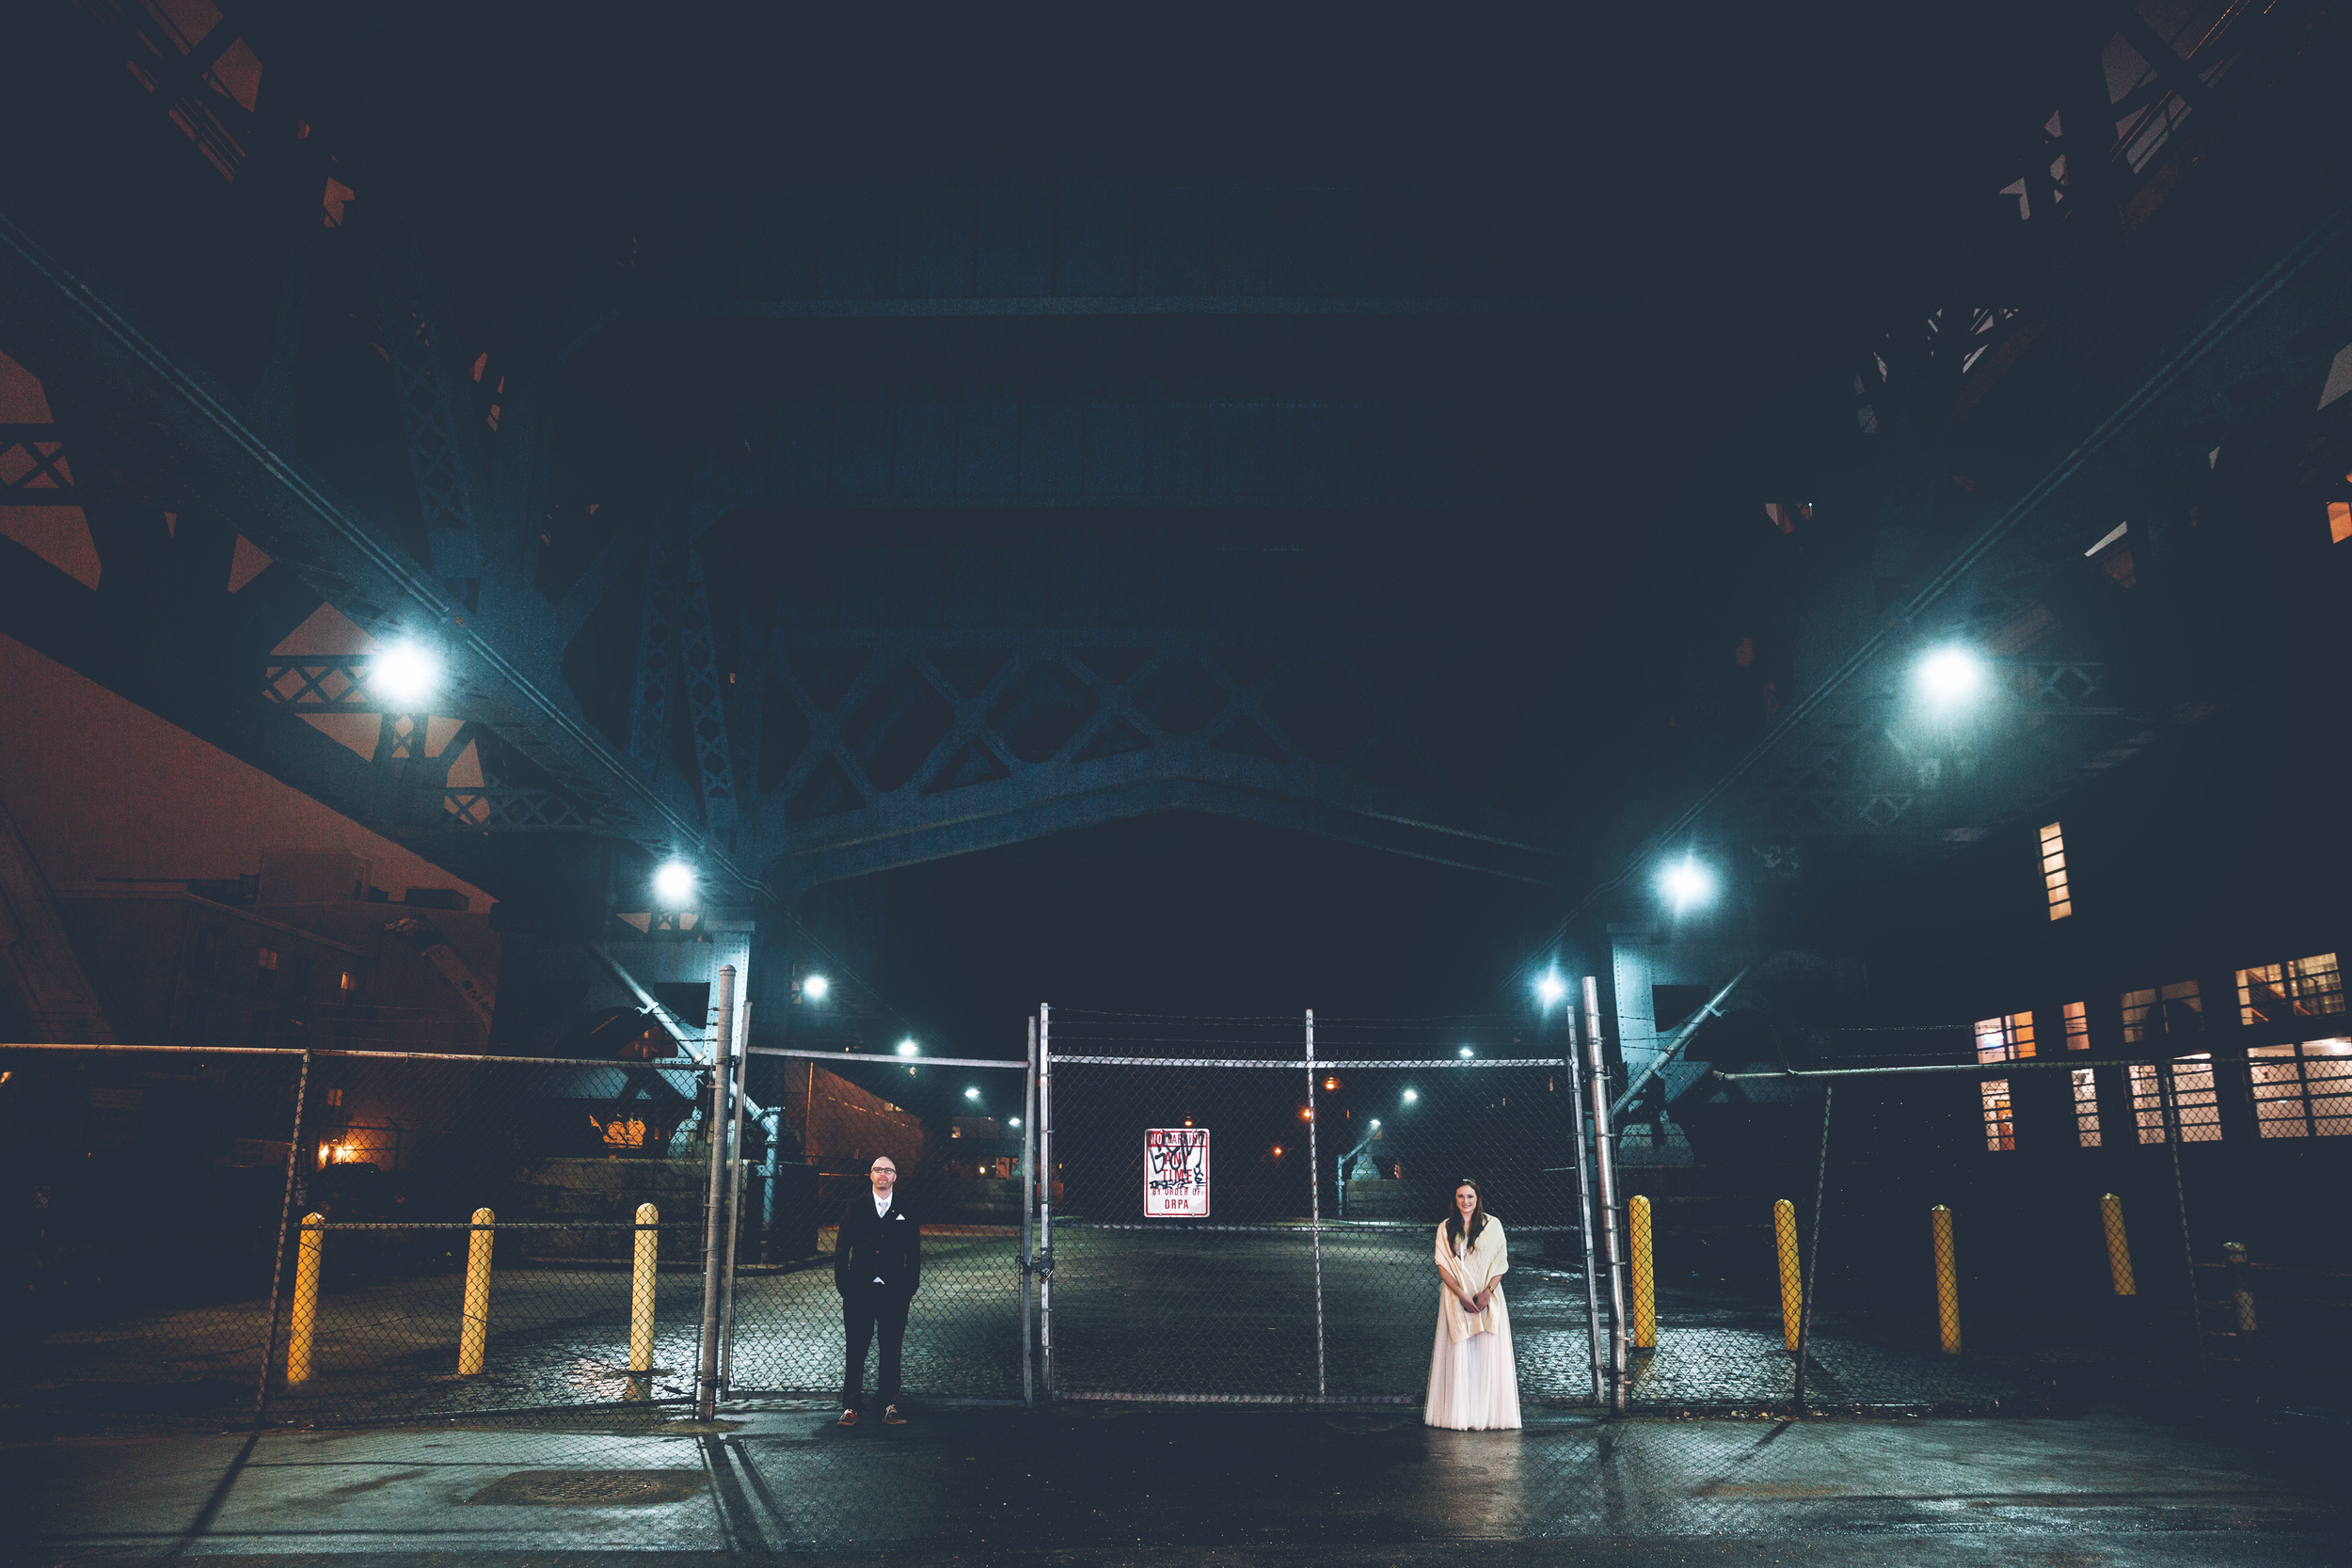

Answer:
[9,1401,2347,1567]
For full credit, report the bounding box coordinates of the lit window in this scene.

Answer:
[1980,1078,2017,1152]
[340,971,358,992]
[324,1087,343,1107]
[2122,982,2201,1044]
[2038,823,2072,920]
[2330,501,2352,544]
[257,947,278,969]
[1975,1012,2036,1062]
[2071,1068,2102,1148]
[2236,954,2343,1025]
[2129,1055,2222,1143]
[2062,1000,2090,1051]
[2249,1040,2352,1138]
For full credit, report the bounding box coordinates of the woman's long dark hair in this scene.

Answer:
[1444,1178,1488,1247]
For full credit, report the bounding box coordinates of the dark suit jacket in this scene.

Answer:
[834,1192,921,1298]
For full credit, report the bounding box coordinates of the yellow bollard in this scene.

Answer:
[2099,1193,2136,1296]
[1772,1198,1804,1352]
[1931,1205,1962,1354]
[457,1207,494,1375]
[287,1211,324,1383]
[628,1202,660,1387]
[1629,1196,1656,1352]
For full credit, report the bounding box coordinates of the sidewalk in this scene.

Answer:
[10,1402,2347,1567]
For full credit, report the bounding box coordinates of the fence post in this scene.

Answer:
[286,1212,323,1383]
[629,1202,659,1395]
[1022,1014,1037,1409]
[1931,1205,1962,1354]
[2100,1193,2137,1295]
[254,1048,311,1422]
[1583,975,1629,1413]
[1628,1196,1655,1352]
[719,999,753,1395]
[458,1208,494,1374]
[696,965,738,1420]
[1791,1083,1833,1411]
[1773,1198,1803,1352]
[2155,1064,2203,1354]
[1039,1002,1055,1402]
[1562,1009,1603,1405]
[1307,1007,1326,1400]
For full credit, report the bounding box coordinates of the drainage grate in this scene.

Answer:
[467,1470,706,1506]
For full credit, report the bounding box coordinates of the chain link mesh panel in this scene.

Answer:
[723,1050,1029,1403]
[1039,1011,1590,1404]
[1,1045,303,1422]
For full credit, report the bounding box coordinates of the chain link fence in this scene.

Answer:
[1,1043,722,1425]
[1038,1009,1593,1406]
[723,1047,1031,1405]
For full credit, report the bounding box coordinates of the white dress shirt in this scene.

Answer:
[871,1189,891,1282]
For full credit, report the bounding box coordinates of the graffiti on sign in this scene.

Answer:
[1144,1127,1211,1217]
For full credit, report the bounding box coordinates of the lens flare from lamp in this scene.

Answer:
[1659,859,1714,912]
[897,1039,919,1056]
[653,861,696,905]
[1916,645,1986,705]
[1535,971,1568,1007]
[802,974,830,1001]
[369,641,441,708]
[1403,1088,1419,1103]
[964,1086,980,1100]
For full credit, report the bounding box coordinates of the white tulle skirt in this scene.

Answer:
[1422,1284,1522,1430]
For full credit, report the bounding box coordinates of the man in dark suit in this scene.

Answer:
[835,1153,920,1426]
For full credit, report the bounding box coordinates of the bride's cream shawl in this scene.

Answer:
[1435,1217,1508,1342]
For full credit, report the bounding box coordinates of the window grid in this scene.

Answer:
[2070,1067,2102,1148]
[2128,1055,2222,1144]
[1975,1011,2037,1062]
[1980,1078,2016,1152]
[2249,1039,2352,1139]
[2236,953,2344,1026]
[2122,981,2201,1044]
[2039,821,2072,920]
[2062,1000,2089,1051]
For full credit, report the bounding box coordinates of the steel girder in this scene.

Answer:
[555,181,1570,364]
[1679,198,2352,856]
[0,205,751,888]
[755,630,1567,890]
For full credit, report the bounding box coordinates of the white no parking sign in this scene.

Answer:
[1144,1127,1210,1216]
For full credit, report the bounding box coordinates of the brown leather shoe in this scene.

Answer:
[882,1405,907,1425]
[836,1408,859,1427]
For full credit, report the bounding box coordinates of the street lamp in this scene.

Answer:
[653,861,697,905]
[1458,1045,1474,1058]
[801,974,830,1002]
[369,641,441,709]
[1403,1088,1419,1104]
[1535,970,1568,1008]
[897,1038,919,1056]
[965,1086,980,1101]
[1658,857,1714,914]
[1916,645,1986,707]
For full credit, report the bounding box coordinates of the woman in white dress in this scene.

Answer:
[1423,1178,1522,1430]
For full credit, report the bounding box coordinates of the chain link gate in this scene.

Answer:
[721,1041,1036,1407]
[1035,1006,1599,1406]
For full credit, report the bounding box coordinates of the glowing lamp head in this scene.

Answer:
[802,974,830,1002]
[1659,858,1715,913]
[653,861,697,905]
[370,641,441,709]
[964,1086,980,1101]
[1916,645,1986,706]
[1459,1046,1474,1058]
[1371,1118,1381,1128]
[1535,971,1568,1007]
[1403,1088,1419,1104]
[897,1039,919,1056]
[1008,1117,1021,1128]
